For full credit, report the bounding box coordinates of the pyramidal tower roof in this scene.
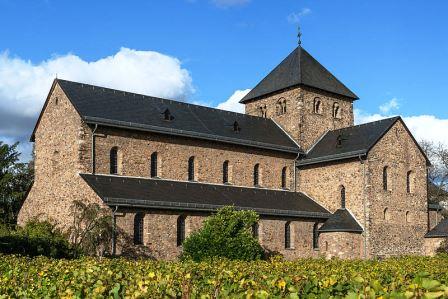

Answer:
[240,46,358,103]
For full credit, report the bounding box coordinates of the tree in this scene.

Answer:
[68,200,113,257]
[182,206,264,261]
[421,141,448,206]
[0,141,33,225]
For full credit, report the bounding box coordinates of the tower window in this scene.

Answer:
[383,208,389,221]
[223,160,229,184]
[340,185,346,208]
[253,163,260,187]
[285,221,292,249]
[110,147,119,175]
[276,98,287,115]
[407,171,414,194]
[405,211,410,223]
[150,152,158,178]
[281,167,288,189]
[133,213,144,245]
[188,156,195,181]
[177,215,186,246]
[313,98,322,114]
[333,102,341,118]
[383,166,389,191]
[312,223,319,249]
[259,105,267,118]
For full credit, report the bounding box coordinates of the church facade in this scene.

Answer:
[18,46,447,259]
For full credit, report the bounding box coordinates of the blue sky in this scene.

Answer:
[1,0,447,159]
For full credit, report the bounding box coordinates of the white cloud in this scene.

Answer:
[0,47,194,160]
[216,89,250,113]
[379,97,400,114]
[355,109,448,147]
[287,8,312,24]
[211,0,250,8]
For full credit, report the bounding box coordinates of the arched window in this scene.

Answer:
[383,166,389,191]
[407,171,414,194]
[259,105,267,118]
[177,215,186,246]
[188,156,195,181]
[150,152,158,178]
[383,208,389,221]
[133,213,144,245]
[281,167,288,189]
[313,223,319,249]
[333,102,341,118]
[252,222,259,239]
[282,99,287,114]
[405,211,410,223]
[110,147,118,175]
[253,164,260,187]
[340,185,346,208]
[223,160,229,184]
[313,98,322,114]
[285,221,292,249]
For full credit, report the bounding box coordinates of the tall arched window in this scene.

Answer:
[252,222,259,239]
[177,215,186,246]
[150,152,158,178]
[282,99,287,114]
[285,221,292,249]
[133,213,144,245]
[383,208,389,221]
[340,185,346,208]
[281,167,288,189]
[333,102,341,118]
[223,160,229,184]
[254,164,260,187]
[188,156,195,181]
[383,166,389,191]
[313,98,322,114]
[407,171,414,194]
[312,223,319,249]
[110,147,118,175]
[405,211,410,223]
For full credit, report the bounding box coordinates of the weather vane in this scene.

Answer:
[297,24,302,47]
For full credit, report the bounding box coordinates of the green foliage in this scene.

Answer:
[0,220,74,258]
[1,254,448,297]
[0,141,34,225]
[182,206,264,261]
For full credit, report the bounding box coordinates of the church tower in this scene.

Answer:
[240,46,358,151]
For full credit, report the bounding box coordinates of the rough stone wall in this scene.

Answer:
[244,86,354,150]
[17,83,105,229]
[93,127,296,190]
[428,209,443,230]
[367,120,428,257]
[424,238,446,256]
[319,232,364,259]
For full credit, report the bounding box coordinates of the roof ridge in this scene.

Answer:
[56,78,267,121]
[331,116,400,133]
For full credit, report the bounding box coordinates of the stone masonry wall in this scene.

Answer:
[367,120,428,257]
[92,127,297,190]
[18,83,105,229]
[319,232,364,259]
[244,86,354,151]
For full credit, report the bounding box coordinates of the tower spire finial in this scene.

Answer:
[297,24,302,47]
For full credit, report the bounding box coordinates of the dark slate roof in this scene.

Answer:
[31,79,300,154]
[428,203,443,211]
[425,218,448,238]
[298,117,400,166]
[81,174,331,219]
[318,208,363,233]
[240,47,358,103]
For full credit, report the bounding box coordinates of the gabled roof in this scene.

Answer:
[240,47,358,103]
[425,218,448,238]
[81,174,331,219]
[31,79,300,154]
[318,208,363,233]
[298,116,430,166]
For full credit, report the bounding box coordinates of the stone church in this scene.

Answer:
[18,46,447,259]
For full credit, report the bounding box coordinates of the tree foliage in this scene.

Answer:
[182,206,264,261]
[0,141,34,224]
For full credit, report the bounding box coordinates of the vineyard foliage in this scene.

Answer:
[1,254,448,298]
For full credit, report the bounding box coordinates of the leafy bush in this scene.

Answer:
[182,206,264,261]
[0,220,74,258]
[1,255,448,297]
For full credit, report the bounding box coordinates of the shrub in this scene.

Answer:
[182,206,264,261]
[0,220,75,258]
